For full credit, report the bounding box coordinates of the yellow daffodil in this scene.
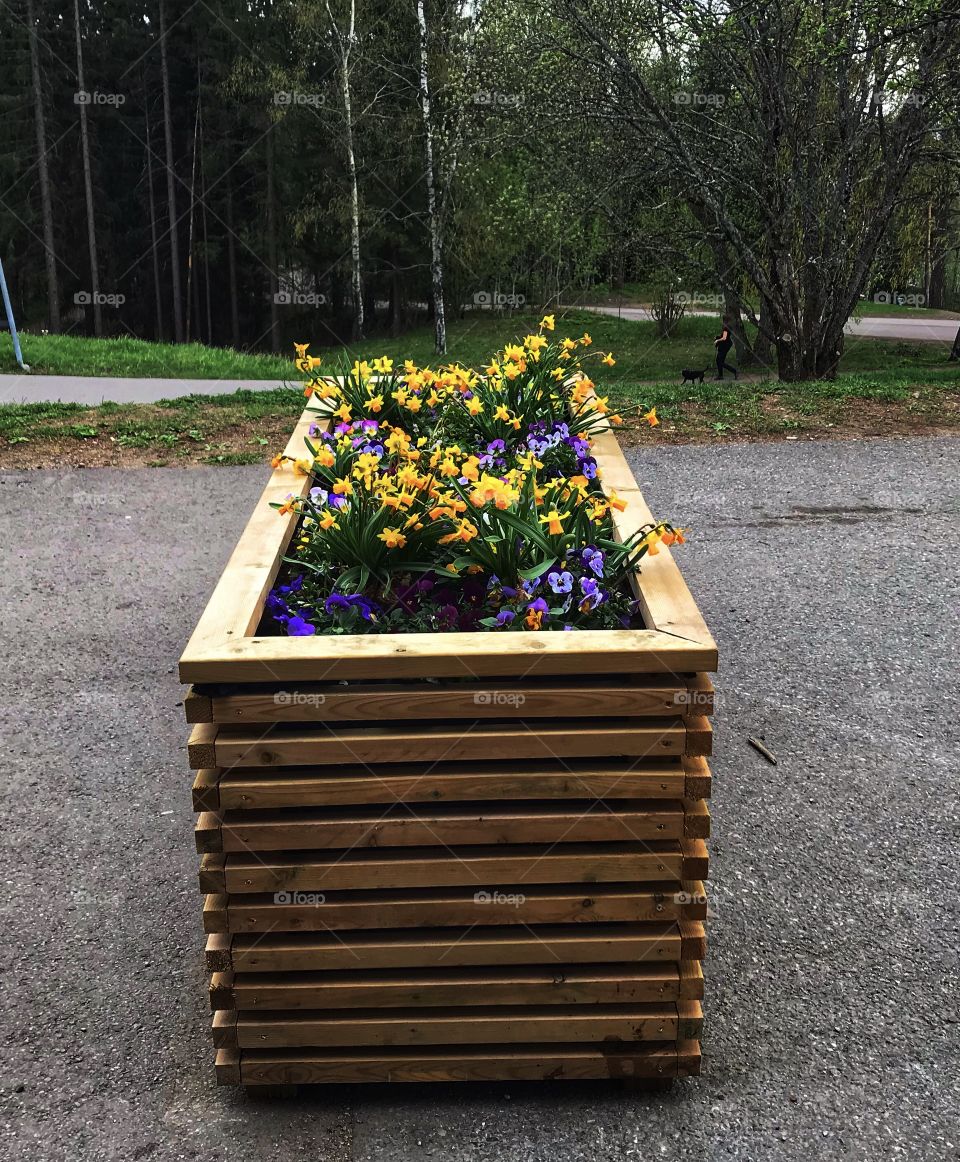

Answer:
[493,404,511,422]
[538,509,567,535]
[643,407,659,426]
[372,356,394,374]
[377,527,407,549]
[539,314,555,331]
[580,332,592,346]
[294,457,313,475]
[602,352,616,366]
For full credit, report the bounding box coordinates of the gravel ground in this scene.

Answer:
[0,437,957,1162]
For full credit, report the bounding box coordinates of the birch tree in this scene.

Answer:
[416,0,446,353]
[326,0,364,341]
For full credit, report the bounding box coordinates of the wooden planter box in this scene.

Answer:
[180,404,717,1090]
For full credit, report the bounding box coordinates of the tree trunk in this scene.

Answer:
[774,321,845,381]
[334,0,364,342]
[73,0,101,336]
[265,125,281,353]
[416,0,446,355]
[27,0,60,333]
[185,86,199,343]
[158,0,184,342]
[225,171,240,348]
[927,195,950,310]
[144,92,164,340]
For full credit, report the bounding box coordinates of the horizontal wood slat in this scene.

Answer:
[185,674,715,724]
[200,839,707,896]
[212,1001,704,1049]
[209,960,704,1011]
[202,878,708,934]
[187,717,713,769]
[204,921,707,973]
[195,799,710,854]
[192,756,712,812]
[219,1041,702,1085]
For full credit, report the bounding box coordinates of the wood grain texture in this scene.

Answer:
[210,962,701,1011]
[204,921,701,972]
[214,1002,698,1049]
[216,840,695,894]
[230,1041,701,1085]
[191,717,709,770]
[200,801,691,854]
[202,880,707,935]
[204,755,712,810]
[186,674,715,725]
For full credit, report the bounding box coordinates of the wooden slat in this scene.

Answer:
[202,880,708,935]
[214,1047,241,1086]
[230,1041,701,1085]
[679,919,707,962]
[199,801,690,854]
[213,1002,695,1049]
[192,768,220,812]
[682,799,711,839]
[190,718,704,770]
[210,962,696,1010]
[205,921,697,973]
[205,756,712,810]
[217,840,693,894]
[187,675,715,725]
[182,629,715,685]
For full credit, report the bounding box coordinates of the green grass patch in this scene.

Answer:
[0,332,295,379]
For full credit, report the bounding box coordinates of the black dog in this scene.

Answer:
[680,367,709,385]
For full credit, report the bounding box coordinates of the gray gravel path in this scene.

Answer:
[0,437,957,1161]
[0,375,291,406]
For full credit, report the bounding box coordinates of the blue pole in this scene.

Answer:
[0,257,30,371]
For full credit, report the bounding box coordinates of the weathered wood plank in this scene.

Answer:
[192,718,704,770]
[205,756,712,810]
[214,1003,695,1049]
[210,962,695,1010]
[202,880,708,934]
[186,675,715,725]
[231,1041,700,1085]
[204,922,698,973]
[199,801,690,854]
[218,840,693,894]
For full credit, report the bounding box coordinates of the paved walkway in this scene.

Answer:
[589,304,960,341]
[0,374,291,406]
[1,437,957,1160]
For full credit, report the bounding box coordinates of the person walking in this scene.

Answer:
[714,317,738,379]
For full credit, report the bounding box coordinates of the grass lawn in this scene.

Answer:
[1,310,957,466]
[4,309,957,381]
[0,332,295,379]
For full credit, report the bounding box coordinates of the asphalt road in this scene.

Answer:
[1,437,958,1161]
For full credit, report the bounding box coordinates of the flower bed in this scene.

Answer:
[179,323,717,1091]
[264,318,678,638]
